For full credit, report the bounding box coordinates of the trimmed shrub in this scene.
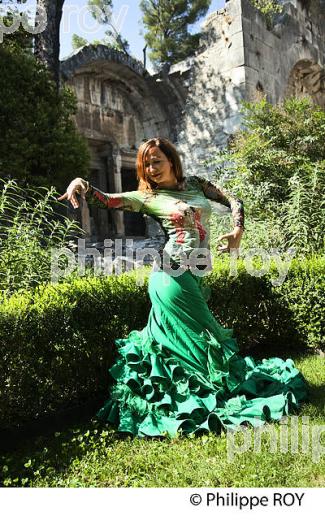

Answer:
[0,257,323,430]
[208,256,324,353]
[0,272,150,430]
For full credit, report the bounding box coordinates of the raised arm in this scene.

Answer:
[58,178,146,213]
[192,175,244,230]
[85,184,146,213]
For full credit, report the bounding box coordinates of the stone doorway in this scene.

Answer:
[285,60,325,109]
[89,165,115,242]
[121,167,146,237]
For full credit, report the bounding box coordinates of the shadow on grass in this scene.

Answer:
[304,382,325,415]
[0,418,123,487]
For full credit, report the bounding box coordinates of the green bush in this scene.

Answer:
[0,257,323,430]
[207,97,325,255]
[208,255,324,353]
[249,1,283,29]
[0,271,150,430]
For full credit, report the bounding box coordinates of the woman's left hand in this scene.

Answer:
[217,226,243,256]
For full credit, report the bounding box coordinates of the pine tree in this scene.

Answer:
[140,0,211,70]
[87,0,130,54]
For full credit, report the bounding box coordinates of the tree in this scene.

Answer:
[0,0,33,51]
[72,34,89,50]
[34,0,65,89]
[0,44,90,192]
[0,0,65,87]
[140,0,211,69]
[87,0,130,54]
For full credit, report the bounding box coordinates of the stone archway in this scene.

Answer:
[60,45,173,241]
[285,59,325,108]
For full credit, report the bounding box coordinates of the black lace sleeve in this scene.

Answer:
[192,175,245,229]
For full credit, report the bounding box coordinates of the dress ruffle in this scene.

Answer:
[97,326,307,437]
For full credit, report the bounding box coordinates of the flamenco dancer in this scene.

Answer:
[59,137,307,437]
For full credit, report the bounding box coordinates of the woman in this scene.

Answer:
[59,137,307,437]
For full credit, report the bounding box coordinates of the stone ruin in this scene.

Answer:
[60,0,325,243]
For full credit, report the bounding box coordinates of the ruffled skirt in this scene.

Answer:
[97,270,307,437]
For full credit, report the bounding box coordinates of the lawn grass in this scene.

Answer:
[1,353,324,488]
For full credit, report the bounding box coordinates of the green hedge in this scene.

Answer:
[0,273,150,430]
[208,256,324,353]
[0,257,324,430]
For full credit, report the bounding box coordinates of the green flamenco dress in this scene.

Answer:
[85,175,307,437]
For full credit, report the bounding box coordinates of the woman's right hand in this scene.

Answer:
[58,178,89,209]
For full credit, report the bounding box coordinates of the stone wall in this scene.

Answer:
[167,0,325,176]
[242,0,325,106]
[168,0,247,176]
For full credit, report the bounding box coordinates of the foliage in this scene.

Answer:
[0,255,323,429]
[0,269,150,429]
[0,44,90,190]
[0,3,33,53]
[71,34,88,50]
[207,97,325,256]
[250,0,282,14]
[87,0,130,53]
[209,255,325,354]
[0,179,84,294]
[249,0,283,28]
[0,353,324,487]
[140,0,211,69]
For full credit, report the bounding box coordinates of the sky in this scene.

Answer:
[58,0,226,64]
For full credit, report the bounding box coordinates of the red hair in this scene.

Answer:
[136,137,184,191]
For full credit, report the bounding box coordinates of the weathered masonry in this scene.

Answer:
[61,0,325,242]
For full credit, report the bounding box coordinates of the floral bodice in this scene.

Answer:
[85,175,244,265]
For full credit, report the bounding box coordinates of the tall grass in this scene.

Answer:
[0,179,83,294]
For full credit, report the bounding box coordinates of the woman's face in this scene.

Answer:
[144,146,178,189]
